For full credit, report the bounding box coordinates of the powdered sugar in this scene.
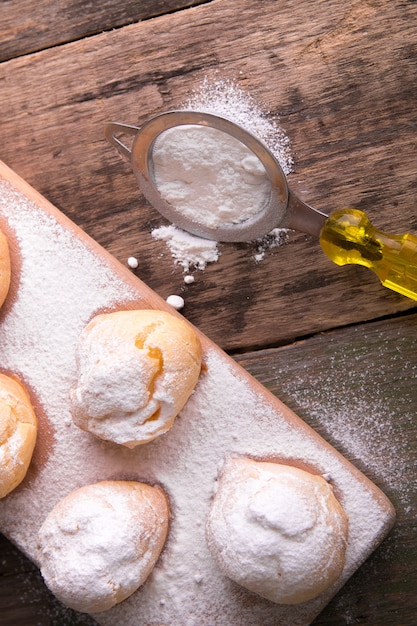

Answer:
[151,224,220,271]
[0,175,394,625]
[38,481,169,613]
[150,79,293,272]
[275,342,415,513]
[206,459,348,605]
[183,78,293,176]
[0,185,139,413]
[153,125,271,228]
[254,227,291,262]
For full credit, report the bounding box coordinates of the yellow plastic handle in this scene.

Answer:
[319,209,417,300]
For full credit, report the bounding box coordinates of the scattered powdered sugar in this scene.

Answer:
[0,184,139,415]
[183,77,293,176]
[267,333,415,515]
[0,178,395,625]
[149,79,293,273]
[254,227,291,262]
[151,224,220,271]
[286,381,414,512]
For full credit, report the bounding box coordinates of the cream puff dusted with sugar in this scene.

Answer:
[0,374,38,499]
[206,458,349,605]
[37,480,169,613]
[70,309,202,447]
[0,227,11,308]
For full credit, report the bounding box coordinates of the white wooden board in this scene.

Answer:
[0,161,395,626]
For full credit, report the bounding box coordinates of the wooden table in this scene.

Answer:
[0,1,416,624]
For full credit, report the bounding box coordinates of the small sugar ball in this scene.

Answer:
[184,275,195,284]
[127,256,139,269]
[166,295,185,310]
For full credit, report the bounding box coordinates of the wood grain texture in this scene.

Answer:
[0,0,212,61]
[0,0,416,624]
[0,0,416,351]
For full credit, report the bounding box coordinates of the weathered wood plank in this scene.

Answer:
[0,0,212,61]
[1,0,416,351]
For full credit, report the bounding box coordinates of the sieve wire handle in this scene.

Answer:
[104,123,139,162]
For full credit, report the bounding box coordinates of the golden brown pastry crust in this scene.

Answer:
[70,309,202,447]
[38,480,170,613]
[0,228,11,308]
[206,458,349,605]
[0,373,38,498]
